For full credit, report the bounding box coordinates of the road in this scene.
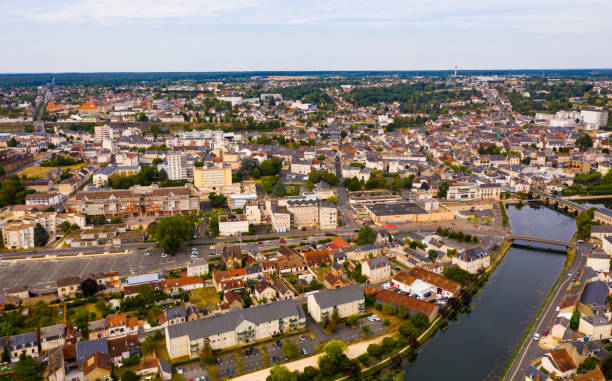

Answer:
[503,242,591,381]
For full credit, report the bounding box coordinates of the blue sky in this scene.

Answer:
[1,0,611,73]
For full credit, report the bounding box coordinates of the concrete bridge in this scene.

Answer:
[507,234,576,249]
[529,189,589,215]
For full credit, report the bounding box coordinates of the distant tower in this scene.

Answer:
[454,65,458,77]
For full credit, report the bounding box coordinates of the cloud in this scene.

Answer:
[3,0,610,35]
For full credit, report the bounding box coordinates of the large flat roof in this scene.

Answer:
[366,202,427,216]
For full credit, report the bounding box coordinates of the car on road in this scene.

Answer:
[298,335,306,342]
[258,241,264,245]
[276,340,283,347]
[533,333,540,341]
[555,306,560,312]
[161,252,168,258]
[176,367,184,374]
[144,251,150,256]
[279,239,287,244]
[209,246,215,250]
[226,369,233,377]
[215,358,221,364]
[301,348,308,355]
[543,329,549,336]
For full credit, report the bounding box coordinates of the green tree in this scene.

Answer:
[577,356,599,374]
[410,313,430,331]
[121,370,140,381]
[266,365,298,381]
[437,181,450,198]
[575,133,593,150]
[362,325,371,336]
[356,226,377,245]
[281,341,300,360]
[14,355,44,381]
[208,192,227,208]
[570,310,581,330]
[7,137,18,147]
[0,321,17,336]
[33,223,49,247]
[199,343,214,364]
[155,215,194,253]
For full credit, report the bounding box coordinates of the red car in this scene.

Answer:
[543,329,549,336]
[279,239,287,244]
[257,241,263,244]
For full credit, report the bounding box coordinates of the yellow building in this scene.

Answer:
[193,166,232,194]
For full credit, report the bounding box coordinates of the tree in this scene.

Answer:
[367,343,383,357]
[577,356,599,374]
[570,310,581,330]
[361,325,371,336]
[121,370,140,381]
[356,226,377,245]
[208,192,227,208]
[410,313,430,331]
[575,133,593,150]
[437,181,450,198]
[281,341,300,360]
[7,137,17,147]
[200,343,214,364]
[14,355,44,381]
[33,223,49,247]
[0,321,17,336]
[266,365,298,381]
[81,278,98,297]
[601,355,612,379]
[155,215,194,253]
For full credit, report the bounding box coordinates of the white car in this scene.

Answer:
[209,246,216,250]
[161,252,168,258]
[533,333,540,341]
[190,254,198,258]
[555,306,560,312]
[382,282,391,290]
[176,367,184,375]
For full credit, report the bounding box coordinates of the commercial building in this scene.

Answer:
[218,214,249,236]
[446,183,501,201]
[193,166,232,194]
[581,109,608,130]
[307,285,365,323]
[165,299,306,358]
[365,201,453,225]
[66,185,199,226]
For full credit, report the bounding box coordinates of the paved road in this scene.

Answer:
[503,242,591,381]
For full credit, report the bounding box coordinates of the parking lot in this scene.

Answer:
[0,245,215,291]
[178,316,387,380]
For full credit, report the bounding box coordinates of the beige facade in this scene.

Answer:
[193,166,232,194]
[187,259,209,277]
[361,257,391,283]
[245,202,262,224]
[578,315,612,340]
[595,209,612,225]
[165,300,305,359]
[2,222,35,249]
[307,285,365,323]
[319,203,338,230]
[286,201,319,229]
[218,214,249,236]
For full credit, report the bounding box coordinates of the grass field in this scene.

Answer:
[17,162,84,178]
[191,287,220,309]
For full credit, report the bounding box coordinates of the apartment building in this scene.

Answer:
[65,185,199,225]
[193,166,232,194]
[361,256,391,283]
[218,214,249,236]
[447,183,501,201]
[94,125,112,143]
[167,152,187,180]
[451,246,491,273]
[286,199,319,229]
[319,201,338,230]
[307,285,365,323]
[165,299,306,358]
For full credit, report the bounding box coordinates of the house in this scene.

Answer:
[451,246,491,273]
[361,256,391,283]
[222,245,243,269]
[578,280,609,315]
[83,352,112,381]
[5,284,29,300]
[540,348,577,378]
[107,335,140,363]
[525,365,552,381]
[159,307,188,327]
[578,315,612,341]
[57,277,81,298]
[274,279,295,300]
[375,289,439,322]
[9,332,39,361]
[221,290,244,310]
[254,280,277,302]
[304,249,331,267]
[88,319,109,340]
[162,277,205,295]
[47,347,65,381]
[165,299,306,358]
[187,258,209,277]
[40,323,65,352]
[106,315,139,338]
[595,208,612,225]
[323,271,350,289]
[572,367,605,381]
[307,285,365,323]
[76,338,109,365]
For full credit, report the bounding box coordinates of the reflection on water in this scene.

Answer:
[397,204,574,381]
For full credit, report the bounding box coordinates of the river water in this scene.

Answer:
[399,203,575,381]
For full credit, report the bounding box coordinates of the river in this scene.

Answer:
[398,203,575,381]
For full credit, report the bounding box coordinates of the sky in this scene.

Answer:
[1,0,611,73]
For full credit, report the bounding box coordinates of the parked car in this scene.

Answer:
[543,329,549,336]
[533,333,540,341]
[215,358,221,364]
[276,340,283,347]
[279,239,287,244]
[298,335,306,342]
[176,367,184,374]
[301,348,308,355]
[555,306,560,312]
[258,241,264,245]
[209,246,215,250]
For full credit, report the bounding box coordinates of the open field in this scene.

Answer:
[191,286,220,309]
[17,162,84,178]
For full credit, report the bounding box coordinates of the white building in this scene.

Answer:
[167,153,187,181]
[581,109,608,130]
